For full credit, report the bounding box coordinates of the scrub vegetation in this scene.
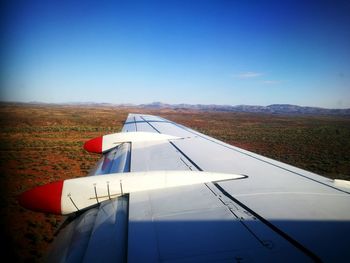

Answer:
[0,103,349,262]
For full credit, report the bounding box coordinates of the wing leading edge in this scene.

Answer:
[24,113,350,263]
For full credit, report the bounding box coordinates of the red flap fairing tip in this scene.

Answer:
[18,180,64,215]
[84,136,103,153]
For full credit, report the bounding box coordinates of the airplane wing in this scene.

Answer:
[19,113,350,262]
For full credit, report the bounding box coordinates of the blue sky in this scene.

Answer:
[2,0,350,108]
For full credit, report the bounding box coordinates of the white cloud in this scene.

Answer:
[234,72,264,79]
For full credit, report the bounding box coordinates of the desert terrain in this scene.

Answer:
[0,103,349,262]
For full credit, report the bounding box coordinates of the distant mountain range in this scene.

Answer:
[2,101,350,115]
[138,102,350,115]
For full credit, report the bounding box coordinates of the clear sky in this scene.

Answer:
[1,0,350,108]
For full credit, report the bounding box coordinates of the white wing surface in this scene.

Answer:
[34,114,350,262]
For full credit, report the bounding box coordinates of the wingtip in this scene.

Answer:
[84,136,103,153]
[18,180,64,215]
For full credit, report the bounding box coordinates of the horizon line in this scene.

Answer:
[1,100,349,111]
